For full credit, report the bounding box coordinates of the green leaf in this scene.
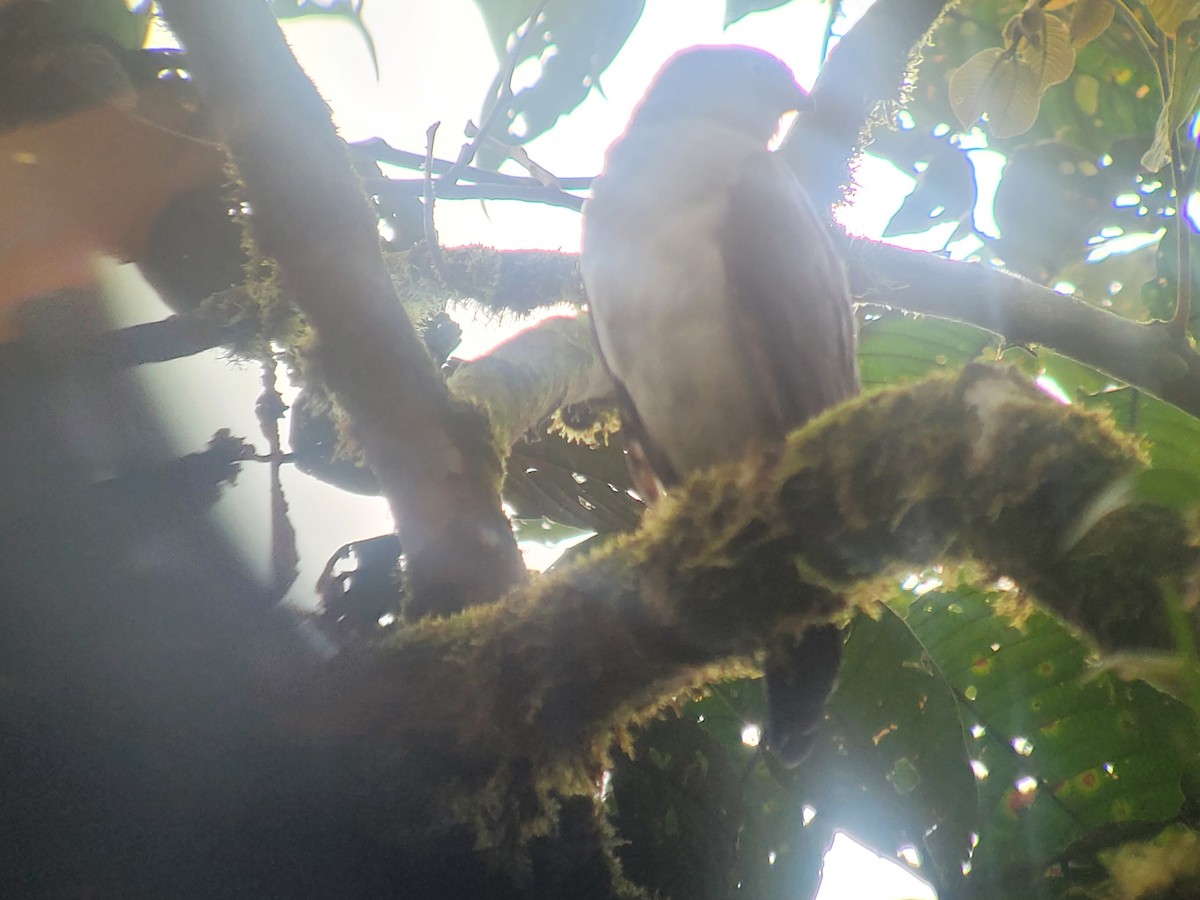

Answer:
[504,432,643,533]
[883,143,978,238]
[858,312,999,388]
[949,47,1043,138]
[794,608,975,892]
[688,681,830,900]
[1146,0,1200,37]
[990,141,1116,281]
[609,715,743,900]
[1079,387,1200,473]
[906,586,1194,877]
[724,0,796,27]
[1069,0,1116,46]
[1013,9,1076,91]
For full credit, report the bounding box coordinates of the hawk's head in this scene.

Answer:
[629,45,811,143]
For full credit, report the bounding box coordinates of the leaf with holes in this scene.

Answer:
[791,608,975,894]
[471,0,645,151]
[905,585,1195,878]
[883,143,978,238]
[504,431,643,532]
[688,680,830,900]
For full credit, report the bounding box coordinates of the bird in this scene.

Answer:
[581,45,859,766]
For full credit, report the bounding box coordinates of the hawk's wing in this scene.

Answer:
[719,152,859,434]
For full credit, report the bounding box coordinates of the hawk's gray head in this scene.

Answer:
[628,45,811,143]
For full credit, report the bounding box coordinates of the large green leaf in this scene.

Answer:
[504,430,643,532]
[858,311,1000,388]
[688,679,830,900]
[1028,348,1200,476]
[794,608,975,894]
[906,585,1196,889]
[883,141,978,238]
[683,609,975,898]
[608,715,744,900]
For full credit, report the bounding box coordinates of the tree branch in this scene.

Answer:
[781,0,953,212]
[398,244,1200,421]
[295,367,1193,869]
[370,176,585,211]
[446,314,610,449]
[157,0,527,616]
[846,239,1200,416]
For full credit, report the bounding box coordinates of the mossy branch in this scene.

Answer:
[157,0,529,617]
[295,366,1195,864]
[447,314,611,451]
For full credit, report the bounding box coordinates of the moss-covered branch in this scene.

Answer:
[294,366,1194,877]
[780,0,953,212]
[447,315,611,450]
[158,0,528,616]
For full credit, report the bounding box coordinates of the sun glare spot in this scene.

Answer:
[1035,375,1072,405]
[1015,775,1038,794]
[741,724,762,748]
[970,760,989,780]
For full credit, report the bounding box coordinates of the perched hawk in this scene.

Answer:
[581,45,859,765]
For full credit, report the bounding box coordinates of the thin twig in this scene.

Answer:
[1117,4,1189,333]
[423,121,449,281]
[464,119,561,187]
[350,138,593,189]
[443,0,551,185]
[1144,29,1194,334]
[1169,129,1193,332]
[369,178,585,211]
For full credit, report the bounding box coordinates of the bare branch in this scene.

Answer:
[350,137,593,190]
[157,0,527,616]
[370,176,585,211]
